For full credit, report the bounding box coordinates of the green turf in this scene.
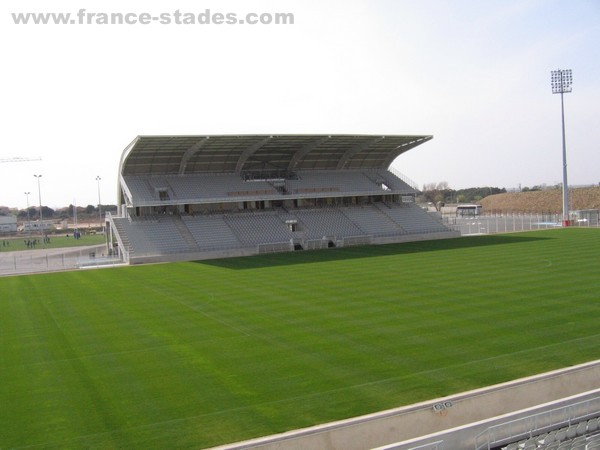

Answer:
[0,233,106,252]
[1,229,599,448]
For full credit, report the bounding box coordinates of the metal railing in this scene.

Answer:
[475,395,600,450]
[106,212,130,263]
[388,166,420,191]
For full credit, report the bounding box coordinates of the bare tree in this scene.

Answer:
[421,181,450,211]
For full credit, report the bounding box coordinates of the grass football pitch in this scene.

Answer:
[1,228,599,449]
[0,233,106,252]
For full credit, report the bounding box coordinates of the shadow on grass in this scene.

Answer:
[195,234,554,270]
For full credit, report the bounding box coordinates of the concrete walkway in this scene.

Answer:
[0,244,117,276]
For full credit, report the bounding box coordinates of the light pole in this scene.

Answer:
[33,174,44,242]
[551,69,572,227]
[96,176,102,231]
[24,191,31,236]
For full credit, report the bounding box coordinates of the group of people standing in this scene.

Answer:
[23,236,51,248]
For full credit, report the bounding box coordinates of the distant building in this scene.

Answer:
[455,204,483,217]
[22,220,54,232]
[439,204,483,217]
[0,216,17,233]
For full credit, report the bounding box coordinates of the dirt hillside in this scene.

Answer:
[480,186,600,213]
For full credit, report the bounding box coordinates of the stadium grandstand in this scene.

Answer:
[106,134,459,263]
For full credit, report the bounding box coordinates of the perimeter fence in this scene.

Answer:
[0,245,121,276]
[445,211,600,235]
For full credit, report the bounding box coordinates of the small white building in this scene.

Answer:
[22,220,54,232]
[0,216,17,233]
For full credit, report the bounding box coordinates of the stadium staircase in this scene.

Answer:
[110,216,133,260]
[340,205,402,235]
[376,203,448,234]
[181,215,241,251]
[171,216,200,251]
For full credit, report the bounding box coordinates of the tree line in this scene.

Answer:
[420,182,506,210]
[0,204,118,220]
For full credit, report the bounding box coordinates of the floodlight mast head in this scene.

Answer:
[551,69,572,94]
[550,69,573,227]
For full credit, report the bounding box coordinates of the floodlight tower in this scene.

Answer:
[551,69,572,227]
[24,191,31,236]
[96,176,103,230]
[33,174,44,242]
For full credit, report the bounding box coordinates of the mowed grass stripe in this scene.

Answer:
[0,229,599,448]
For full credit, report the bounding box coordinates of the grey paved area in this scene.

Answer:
[0,244,122,276]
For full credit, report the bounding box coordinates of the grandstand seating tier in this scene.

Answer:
[111,202,456,260]
[499,416,600,450]
[122,170,416,205]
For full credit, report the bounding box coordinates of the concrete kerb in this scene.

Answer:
[210,360,600,450]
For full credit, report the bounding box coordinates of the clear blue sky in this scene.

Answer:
[1,0,599,208]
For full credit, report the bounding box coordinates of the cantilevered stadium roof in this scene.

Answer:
[118,134,433,176]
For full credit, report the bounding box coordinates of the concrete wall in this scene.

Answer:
[127,230,461,265]
[380,390,600,450]
[371,230,460,245]
[210,360,600,450]
[129,247,257,264]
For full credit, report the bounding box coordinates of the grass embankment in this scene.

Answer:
[1,229,599,448]
[480,186,600,213]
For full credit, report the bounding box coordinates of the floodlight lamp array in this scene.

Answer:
[551,69,573,94]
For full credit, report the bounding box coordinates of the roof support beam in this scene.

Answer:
[235,136,273,174]
[336,136,386,170]
[287,136,331,172]
[178,137,210,175]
